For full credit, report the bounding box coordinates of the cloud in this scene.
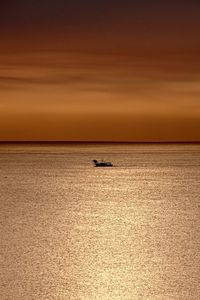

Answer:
[0,51,199,141]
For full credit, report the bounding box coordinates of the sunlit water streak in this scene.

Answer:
[0,143,200,299]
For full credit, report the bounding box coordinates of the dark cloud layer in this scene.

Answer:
[1,0,199,55]
[1,1,200,28]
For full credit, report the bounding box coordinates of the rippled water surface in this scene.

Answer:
[0,143,200,299]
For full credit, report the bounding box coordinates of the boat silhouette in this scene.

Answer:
[92,160,113,167]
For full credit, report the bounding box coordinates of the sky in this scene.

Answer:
[0,0,200,141]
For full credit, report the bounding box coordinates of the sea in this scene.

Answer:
[0,143,200,300]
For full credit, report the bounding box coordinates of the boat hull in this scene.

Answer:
[95,164,113,167]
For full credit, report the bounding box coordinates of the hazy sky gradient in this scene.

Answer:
[0,1,200,141]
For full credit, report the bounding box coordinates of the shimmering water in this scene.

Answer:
[0,143,200,300]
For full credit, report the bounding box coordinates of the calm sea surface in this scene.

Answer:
[0,143,200,300]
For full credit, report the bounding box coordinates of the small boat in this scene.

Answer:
[93,159,113,167]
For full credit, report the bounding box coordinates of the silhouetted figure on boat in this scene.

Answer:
[92,160,113,167]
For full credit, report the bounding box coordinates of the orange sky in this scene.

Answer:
[0,1,200,141]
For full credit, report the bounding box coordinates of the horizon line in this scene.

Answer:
[0,141,199,144]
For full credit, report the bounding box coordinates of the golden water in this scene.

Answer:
[0,143,200,299]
